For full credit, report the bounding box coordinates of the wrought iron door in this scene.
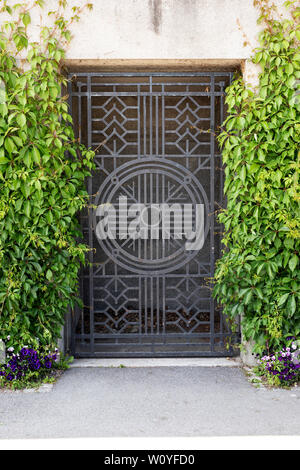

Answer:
[68,72,236,357]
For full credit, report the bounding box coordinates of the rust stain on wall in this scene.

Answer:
[148,0,162,34]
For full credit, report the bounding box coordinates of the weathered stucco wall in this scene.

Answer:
[65,0,261,60]
[2,0,287,69]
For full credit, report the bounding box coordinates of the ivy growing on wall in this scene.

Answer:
[214,0,300,354]
[0,1,94,352]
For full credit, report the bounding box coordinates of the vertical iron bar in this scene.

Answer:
[156,94,159,156]
[162,276,166,338]
[143,94,147,156]
[78,84,84,342]
[157,276,160,334]
[139,276,142,336]
[150,172,153,260]
[67,77,76,356]
[210,74,215,353]
[144,173,147,259]
[150,75,153,156]
[156,172,159,260]
[145,277,148,335]
[78,83,82,143]
[150,276,153,335]
[219,83,225,345]
[87,75,94,355]
[162,84,165,157]
[138,84,141,157]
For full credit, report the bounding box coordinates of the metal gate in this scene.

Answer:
[68,71,237,357]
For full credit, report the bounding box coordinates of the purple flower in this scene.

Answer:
[258,340,300,386]
[0,346,59,384]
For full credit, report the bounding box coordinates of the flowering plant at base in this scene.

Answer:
[0,335,72,389]
[256,339,300,387]
[0,347,57,381]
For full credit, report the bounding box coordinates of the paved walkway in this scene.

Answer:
[0,366,299,438]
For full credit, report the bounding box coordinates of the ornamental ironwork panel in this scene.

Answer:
[68,72,238,357]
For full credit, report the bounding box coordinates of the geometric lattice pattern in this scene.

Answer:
[68,72,238,357]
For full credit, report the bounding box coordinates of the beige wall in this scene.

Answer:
[64,0,261,60]
[2,0,288,75]
[31,0,285,83]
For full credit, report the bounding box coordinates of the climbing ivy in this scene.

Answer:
[0,1,94,352]
[214,0,300,354]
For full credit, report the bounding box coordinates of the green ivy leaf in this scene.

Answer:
[16,113,26,127]
[240,165,247,182]
[4,137,15,153]
[24,150,31,168]
[289,255,298,272]
[22,13,31,26]
[278,293,290,306]
[32,147,41,164]
[24,200,31,218]
[287,295,296,316]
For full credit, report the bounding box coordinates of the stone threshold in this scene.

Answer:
[70,357,242,368]
[0,383,54,394]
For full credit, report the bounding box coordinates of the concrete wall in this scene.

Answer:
[2,0,283,63]
[63,0,287,62]
[17,0,285,81]
[65,0,261,60]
